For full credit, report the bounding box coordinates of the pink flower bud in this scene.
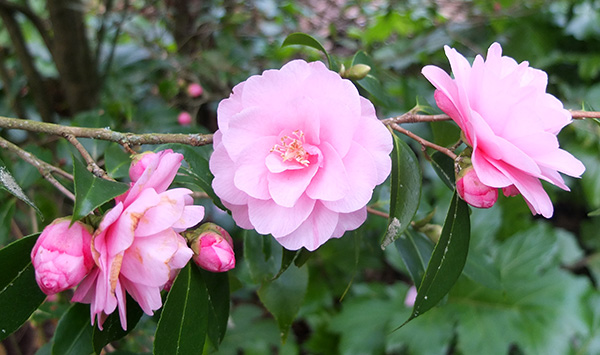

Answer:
[502,184,520,197]
[129,151,155,182]
[31,218,94,295]
[456,167,498,209]
[187,83,204,98]
[178,111,192,126]
[189,223,235,273]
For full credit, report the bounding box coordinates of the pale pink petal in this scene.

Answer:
[306,142,349,201]
[275,202,339,251]
[172,205,205,231]
[267,160,320,208]
[210,144,249,205]
[248,195,315,237]
[331,208,368,240]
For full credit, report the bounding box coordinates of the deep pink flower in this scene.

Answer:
[31,218,94,295]
[72,150,204,330]
[190,223,235,273]
[187,83,204,98]
[177,111,192,126]
[456,167,498,208]
[422,43,585,217]
[210,60,392,251]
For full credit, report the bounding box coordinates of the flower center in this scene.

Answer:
[270,130,310,167]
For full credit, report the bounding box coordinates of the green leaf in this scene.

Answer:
[104,143,132,179]
[404,190,470,324]
[589,207,600,217]
[0,165,42,217]
[282,32,333,69]
[0,234,46,341]
[154,263,208,355]
[461,251,501,290]
[257,265,308,342]
[92,295,144,354]
[243,230,282,283]
[51,303,94,355]
[430,151,455,190]
[0,198,16,246]
[430,121,461,148]
[72,157,129,222]
[394,229,434,289]
[201,269,230,349]
[382,133,421,248]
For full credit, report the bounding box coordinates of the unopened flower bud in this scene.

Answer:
[502,185,520,197]
[456,167,498,208]
[178,111,192,126]
[342,64,371,80]
[187,83,204,98]
[31,218,94,295]
[187,223,235,273]
[129,151,155,182]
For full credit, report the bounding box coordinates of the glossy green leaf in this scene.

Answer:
[51,303,94,355]
[201,269,230,348]
[382,133,421,249]
[404,191,470,325]
[0,234,46,341]
[395,229,434,289]
[72,157,129,222]
[154,263,208,355]
[430,151,455,190]
[257,264,308,342]
[244,230,282,283]
[104,143,131,179]
[430,121,461,149]
[282,32,333,69]
[92,295,144,354]
[0,164,42,217]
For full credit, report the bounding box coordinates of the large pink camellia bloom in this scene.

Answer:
[72,150,204,330]
[422,43,585,217]
[210,60,392,251]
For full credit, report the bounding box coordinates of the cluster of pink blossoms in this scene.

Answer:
[31,150,235,330]
[210,59,393,251]
[423,43,585,216]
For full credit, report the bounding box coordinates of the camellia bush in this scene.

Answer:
[2,1,600,354]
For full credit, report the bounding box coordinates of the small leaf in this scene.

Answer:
[395,229,434,289]
[104,143,131,179]
[430,151,455,190]
[0,234,46,341]
[202,269,230,349]
[282,32,333,69]
[72,157,129,222]
[154,263,208,355]
[382,132,421,248]
[243,230,282,283]
[92,295,144,354]
[403,190,470,325]
[0,165,42,217]
[257,265,308,342]
[273,249,301,280]
[588,207,600,217]
[51,303,94,355]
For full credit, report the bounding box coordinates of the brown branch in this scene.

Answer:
[570,110,600,119]
[367,206,389,219]
[0,136,75,201]
[390,123,458,160]
[63,134,111,180]
[0,115,213,146]
[382,113,451,125]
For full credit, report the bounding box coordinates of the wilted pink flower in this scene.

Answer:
[187,83,204,97]
[178,111,192,126]
[31,218,94,295]
[190,223,235,272]
[422,43,585,217]
[456,167,498,208]
[72,150,204,330]
[210,60,392,251]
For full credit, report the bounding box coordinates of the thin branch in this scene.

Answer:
[570,110,600,119]
[0,115,213,146]
[0,136,75,201]
[390,123,458,160]
[367,206,389,219]
[63,134,111,180]
[382,112,451,125]
[100,0,130,83]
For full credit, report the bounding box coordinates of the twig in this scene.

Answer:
[367,206,389,219]
[0,115,213,146]
[0,136,75,201]
[390,123,458,160]
[570,110,600,119]
[382,113,451,125]
[64,134,111,180]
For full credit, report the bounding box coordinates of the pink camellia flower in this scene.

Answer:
[187,83,204,98]
[177,111,192,126]
[422,43,585,217]
[190,223,235,273]
[456,166,498,208]
[72,150,204,330]
[210,60,392,251]
[31,218,94,295]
